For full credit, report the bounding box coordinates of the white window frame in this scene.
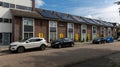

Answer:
[67,23,74,40]
[22,17,35,39]
[49,21,57,42]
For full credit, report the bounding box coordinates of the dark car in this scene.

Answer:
[92,37,106,44]
[105,36,114,43]
[51,38,74,48]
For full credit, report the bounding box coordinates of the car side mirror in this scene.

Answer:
[26,41,29,43]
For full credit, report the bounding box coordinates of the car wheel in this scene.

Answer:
[70,43,74,47]
[40,44,46,50]
[17,47,25,53]
[58,44,62,48]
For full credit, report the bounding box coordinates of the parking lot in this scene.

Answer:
[0,41,120,67]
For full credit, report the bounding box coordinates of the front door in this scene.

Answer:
[92,26,97,40]
[81,25,87,42]
[3,33,11,45]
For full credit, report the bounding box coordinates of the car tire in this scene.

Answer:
[58,44,62,48]
[70,43,74,47]
[40,44,46,50]
[17,47,25,53]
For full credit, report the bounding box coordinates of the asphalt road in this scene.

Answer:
[0,42,120,67]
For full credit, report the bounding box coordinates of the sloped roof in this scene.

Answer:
[10,9,42,19]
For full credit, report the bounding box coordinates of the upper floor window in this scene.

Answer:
[49,21,57,27]
[3,2,9,8]
[0,18,12,23]
[0,1,32,11]
[0,1,3,6]
[10,4,15,8]
[68,23,74,29]
[0,18,3,22]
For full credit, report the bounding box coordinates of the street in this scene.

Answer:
[0,42,120,67]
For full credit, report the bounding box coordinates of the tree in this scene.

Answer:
[115,1,120,5]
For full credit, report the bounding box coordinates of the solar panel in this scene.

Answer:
[56,12,74,21]
[39,9,59,19]
[80,17,96,24]
[71,16,86,23]
[90,19,101,25]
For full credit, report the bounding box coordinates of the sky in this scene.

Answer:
[35,0,120,23]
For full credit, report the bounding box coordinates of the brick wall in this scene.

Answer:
[34,19,49,42]
[57,22,67,38]
[74,23,81,41]
[87,25,92,40]
[12,16,22,42]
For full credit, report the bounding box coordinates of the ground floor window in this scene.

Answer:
[49,21,57,42]
[24,33,33,39]
[67,23,74,40]
[68,33,74,39]
[50,32,56,41]
[23,18,34,39]
[0,33,11,45]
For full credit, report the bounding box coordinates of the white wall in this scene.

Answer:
[0,23,12,32]
[0,0,32,7]
[0,0,32,33]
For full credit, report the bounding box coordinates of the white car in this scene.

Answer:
[9,37,48,53]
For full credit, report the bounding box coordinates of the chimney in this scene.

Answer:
[32,0,35,11]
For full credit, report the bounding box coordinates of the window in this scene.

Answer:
[0,33,2,43]
[0,1,3,6]
[49,21,57,42]
[49,21,57,27]
[16,5,32,11]
[4,18,9,23]
[0,18,3,22]
[10,4,15,8]
[3,2,9,8]
[10,19,12,23]
[36,39,42,41]
[68,23,74,39]
[23,18,34,39]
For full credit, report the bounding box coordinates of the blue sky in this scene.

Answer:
[35,0,120,23]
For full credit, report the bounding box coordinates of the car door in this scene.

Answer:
[27,39,39,49]
[63,39,69,47]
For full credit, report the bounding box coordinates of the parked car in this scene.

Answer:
[105,36,114,43]
[117,36,120,41]
[92,37,106,44]
[51,38,74,48]
[9,37,48,53]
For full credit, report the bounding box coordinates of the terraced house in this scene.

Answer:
[0,0,117,45]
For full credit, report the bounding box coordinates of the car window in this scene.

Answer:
[29,39,43,42]
[36,39,42,41]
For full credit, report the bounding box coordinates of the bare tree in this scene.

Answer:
[115,1,120,5]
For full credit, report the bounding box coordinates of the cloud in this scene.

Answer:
[35,0,45,7]
[70,5,120,23]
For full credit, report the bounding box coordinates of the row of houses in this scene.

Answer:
[0,0,117,45]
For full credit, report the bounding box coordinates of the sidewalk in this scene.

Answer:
[0,45,9,52]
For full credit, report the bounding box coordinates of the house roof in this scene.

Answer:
[10,8,115,27]
[10,9,42,19]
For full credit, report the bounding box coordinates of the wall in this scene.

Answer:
[34,19,49,42]
[57,22,67,39]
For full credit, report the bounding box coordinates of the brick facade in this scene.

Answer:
[12,16,22,42]
[57,22,67,39]
[34,19,49,42]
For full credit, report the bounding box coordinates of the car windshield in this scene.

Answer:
[55,39,63,42]
[94,37,101,40]
[19,38,29,42]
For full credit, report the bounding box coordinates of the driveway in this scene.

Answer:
[0,42,120,67]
